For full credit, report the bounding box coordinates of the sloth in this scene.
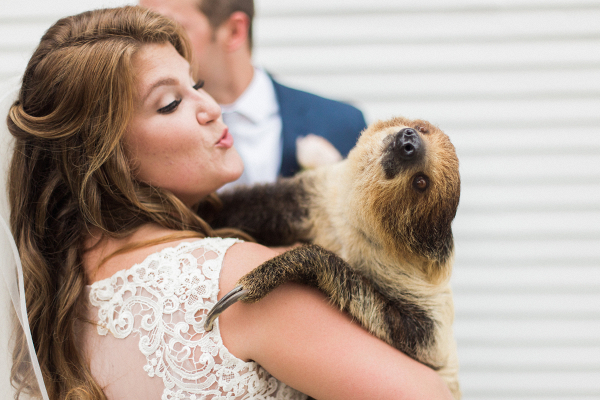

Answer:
[201,116,461,398]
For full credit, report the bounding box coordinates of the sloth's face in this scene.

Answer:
[380,125,430,191]
[346,117,460,264]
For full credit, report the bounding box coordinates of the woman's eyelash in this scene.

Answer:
[158,99,182,114]
[193,80,205,90]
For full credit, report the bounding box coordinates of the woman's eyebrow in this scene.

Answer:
[141,77,178,103]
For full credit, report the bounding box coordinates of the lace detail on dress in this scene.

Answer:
[89,237,307,400]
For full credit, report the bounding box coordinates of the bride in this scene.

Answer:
[1,6,452,400]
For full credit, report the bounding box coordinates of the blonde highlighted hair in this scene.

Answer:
[7,6,248,399]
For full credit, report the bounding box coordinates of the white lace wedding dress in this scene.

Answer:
[78,237,307,400]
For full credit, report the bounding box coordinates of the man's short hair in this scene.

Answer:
[199,0,254,50]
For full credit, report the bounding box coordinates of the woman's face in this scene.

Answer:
[125,42,243,206]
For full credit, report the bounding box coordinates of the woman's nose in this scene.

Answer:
[196,92,221,125]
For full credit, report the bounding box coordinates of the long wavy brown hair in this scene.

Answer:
[7,6,248,399]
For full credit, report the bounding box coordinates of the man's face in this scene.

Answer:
[140,0,223,81]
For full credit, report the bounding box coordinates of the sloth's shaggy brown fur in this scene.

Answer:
[201,116,461,398]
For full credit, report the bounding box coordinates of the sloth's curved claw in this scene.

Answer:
[204,286,248,332]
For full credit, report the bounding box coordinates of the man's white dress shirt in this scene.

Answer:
[219,67,282,191]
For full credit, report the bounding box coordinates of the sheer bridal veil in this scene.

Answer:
[1,77,49,399]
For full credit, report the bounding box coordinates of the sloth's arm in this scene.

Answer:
[206,244,435,366]
[198,178,310,246]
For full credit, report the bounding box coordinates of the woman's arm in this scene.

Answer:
[220,242,453,400]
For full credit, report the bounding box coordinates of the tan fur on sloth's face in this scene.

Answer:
[344,117,460,280]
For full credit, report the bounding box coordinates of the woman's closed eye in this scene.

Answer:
[158,98,181,114]
[157,81,205,114]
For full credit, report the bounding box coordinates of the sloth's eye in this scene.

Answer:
[413,174,429,192]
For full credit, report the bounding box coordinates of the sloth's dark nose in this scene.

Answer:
[394,128,422,160]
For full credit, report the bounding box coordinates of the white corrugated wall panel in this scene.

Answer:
[0,0,136,81]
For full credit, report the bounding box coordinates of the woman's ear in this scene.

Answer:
[220,11,251,53]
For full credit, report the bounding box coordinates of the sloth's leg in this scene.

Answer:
[205,244,435,365]
[197,178,310,246]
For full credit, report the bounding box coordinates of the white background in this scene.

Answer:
[1,0,599,399]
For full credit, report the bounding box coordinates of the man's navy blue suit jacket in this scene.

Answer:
[271,78,368,178]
